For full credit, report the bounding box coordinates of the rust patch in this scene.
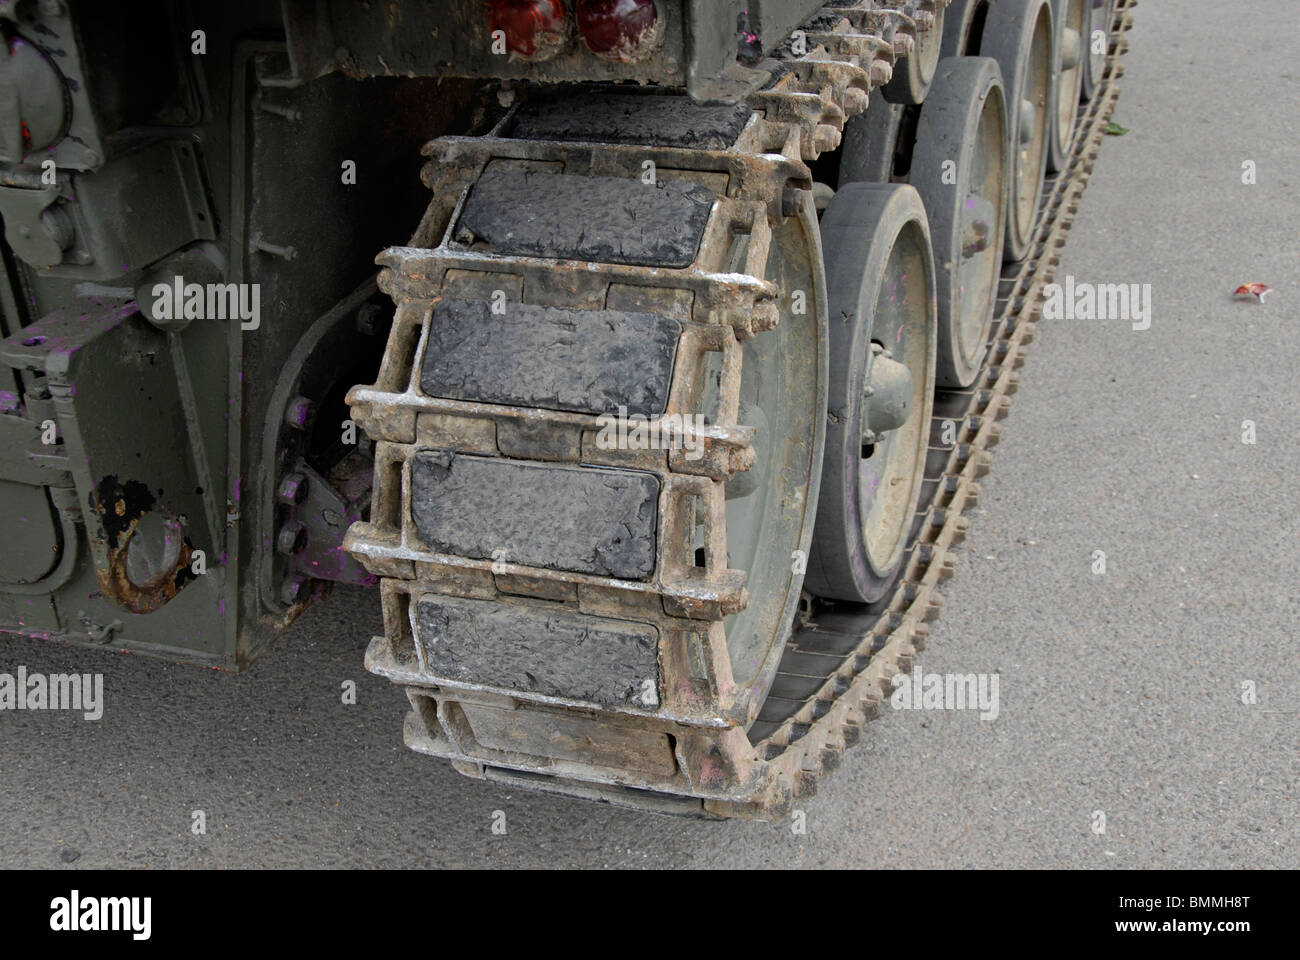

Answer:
[90,476,197,614]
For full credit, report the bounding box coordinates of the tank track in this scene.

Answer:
[345,0,1136,819]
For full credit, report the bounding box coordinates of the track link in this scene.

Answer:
[345,0,1135,819]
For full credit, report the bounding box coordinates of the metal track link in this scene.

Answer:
[345,0,1131,819]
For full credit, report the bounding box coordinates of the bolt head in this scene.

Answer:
[276,521,308,555]
[279,574,307,606]
[284,395,314,430]
[277,472,309,505]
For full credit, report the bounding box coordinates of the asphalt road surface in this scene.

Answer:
[2,0,1296,869]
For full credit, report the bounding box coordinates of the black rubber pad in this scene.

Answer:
[414,594,658,708]
[421,299,680,418]
[459,168,714,268]
[511,93,752,150]
[410,452,659,580]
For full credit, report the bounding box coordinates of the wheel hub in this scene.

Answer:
[863,345,913,442]
[1061,26,1082,70]
[1020,98,1036,145]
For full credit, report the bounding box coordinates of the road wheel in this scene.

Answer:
[838,89,906,185]
[940,0,991,57]
[909,56,1009,389]
[805,183,937,603]
[881,1,946,105]
[1048,0,1085,171]
[981,0,1054,262]
[1080,0,1115,99]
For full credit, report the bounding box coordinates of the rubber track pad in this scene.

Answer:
[410,452,659,580]
[415,594,658,707]
[512,93,751,150]
[459,168,714,268]
[421,298,680,418]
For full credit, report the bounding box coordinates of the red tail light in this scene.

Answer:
[487,0,569,60]
[576,0,662,62]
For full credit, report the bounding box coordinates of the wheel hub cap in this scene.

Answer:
[1020,98,1036,145]
[863,345,913,441]
[1061,27,1082,70]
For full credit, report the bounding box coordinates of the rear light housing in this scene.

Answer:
[487,0,570,61]
[576,0,663,62]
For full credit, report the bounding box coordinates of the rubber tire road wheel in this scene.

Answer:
[981,0,1054,263]
[881,1,945,105]
[909,56,1009,389]
[838,88,905,186]
[804,183,937,604]
[1080,0,1116,99]
[1047,0,1085,172]
[940,0,991,58]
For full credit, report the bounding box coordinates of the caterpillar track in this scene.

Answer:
[345,0,1137,819]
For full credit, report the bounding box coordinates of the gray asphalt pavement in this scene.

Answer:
[2,0,1296,869]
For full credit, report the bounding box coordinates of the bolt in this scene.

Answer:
[752,302,780,333]
[277,472,309,505]
[812,124,841,155]
[279,573,308,606]
[843,87,869,113]
[257,99,302,123]
[250,233,297,261]
[962,220,991,258]
[355,303,385,336]
[284,395,313,430]
[276,521,308,555]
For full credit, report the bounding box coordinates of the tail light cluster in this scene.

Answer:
[487,0,662,63]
